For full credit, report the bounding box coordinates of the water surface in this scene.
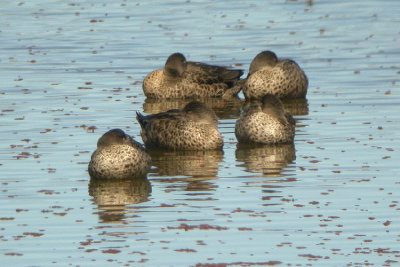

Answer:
[1,0,399,266]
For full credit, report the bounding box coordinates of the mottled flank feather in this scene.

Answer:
[88,129,151,179]
[136,101,223,150]
[235,94,295,144]
[243,51,308,99]
[143,53,244,98]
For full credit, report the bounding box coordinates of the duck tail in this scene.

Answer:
[222,79,245,99]
[136,112,146,128]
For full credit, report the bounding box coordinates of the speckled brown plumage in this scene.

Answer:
[235,94,295,144]
[88,129,152,179]
[243,51,308,99]
[136,101,223,150]
[143,53,244,99]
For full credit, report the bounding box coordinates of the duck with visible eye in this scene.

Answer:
[243,50,308,99]
[235,94,295,144]
[88,129,151,180]
[143,53,244,99]
[136,101,223,151]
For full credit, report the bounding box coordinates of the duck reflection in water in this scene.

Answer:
[149,149,224,192]
[235,143,296,176]
[88,177,151,223]
[149,149,223,177]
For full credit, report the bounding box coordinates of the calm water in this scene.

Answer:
[1,0,399,266]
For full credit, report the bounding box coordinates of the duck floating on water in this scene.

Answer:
[88,129,151,179]
[136,101,223,150]
[243,50,308,99]
[143,52,244,99]
[235,94,296,144]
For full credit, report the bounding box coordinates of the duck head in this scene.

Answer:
[97,129,129,148]
[183,101,219,125]
[164,52,187,78]
[261,94,285,115]
[249,50,278,75]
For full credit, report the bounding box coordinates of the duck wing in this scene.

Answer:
[136,109,182,129]
[186,61,243,83]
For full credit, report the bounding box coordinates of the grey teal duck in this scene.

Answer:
[136,101,223,150]
[243,51,308,99]
[235,94,295,144]
[88,129,152,179]
[143,53,244,99]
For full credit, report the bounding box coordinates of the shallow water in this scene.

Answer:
[1,0,399,266]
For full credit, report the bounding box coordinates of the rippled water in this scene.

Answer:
[1,0,399,266]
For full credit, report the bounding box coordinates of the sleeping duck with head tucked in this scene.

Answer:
[88,129,152,180]
[143,52,244,99]
[235,94,296,145]
[136,101,223,151]
[243,50,308,99]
